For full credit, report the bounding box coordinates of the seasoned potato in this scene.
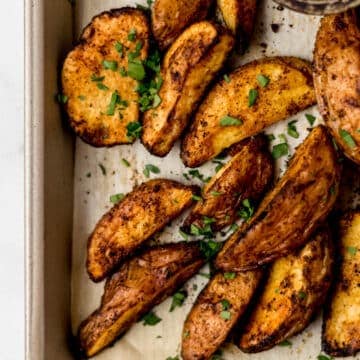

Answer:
[181,269,262,360]
[142,22,234,157]
[313,10,360,165]
[87,179,197,282]
[215,125,341,272]
[217,0,257,50]
[151,0,213,50]
[239,226,333,352]
[323,211,360,357]
[61,8,150,146]
[79,242,205,357]
[181,56,316,167]
[183,135,273,231]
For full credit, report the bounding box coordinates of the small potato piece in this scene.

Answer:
[142,22,234,157]
[323,211,360,357]
[183,135,273,231]
[79,242,205,357]
[181,56,315,167]
[181,270,262,360]
[62,8,150,146]
[87,179,197,282]
[215,125,341,272]
[239,226,333,352]
[314,10,360,165]
[151,0,213,50]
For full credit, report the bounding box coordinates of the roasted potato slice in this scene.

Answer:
[87,179,197,282]
[239,226,333,352]
[215,125,341,272]
[323,211,360,357]
[61,8,150,146]
[151,0,213,50]
[314,10,360,165]
[181,269,262,360]
[217,0,257,51]
[142,22,234,157]
[79,242,205,357]
[181,56,316,167]
[183,135,273,231]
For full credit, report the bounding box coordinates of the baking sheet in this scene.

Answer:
[71,1,359,359]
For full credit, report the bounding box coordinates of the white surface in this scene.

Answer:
[0,1,25,359]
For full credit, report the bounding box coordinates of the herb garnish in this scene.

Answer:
[272,142,289,159]
[115,41,123,56]
[170,290,187,312]
[305,113,316,126]
[220,115,243,127]
[287,120,299,139]
[224,272,236,280]
[248,88,258,107]
[110,193,125,204]
[278,340,292,347]
[102,60,118,71]
[121,158,130,167]
[57,94,68,104]
[143,164,160,178]
[127,28,137,42]
[257,74,270,88]
[339,128,356,148]
[98,163,106,175]
[223,74,231,83]
[126,121,142,140]
[347,246,357,255]
[142,312,162,326]
[238,199,254,221]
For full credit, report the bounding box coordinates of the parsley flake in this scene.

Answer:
[287,120,299,139]
[170,291,187,312]
[224,272,236,280]
[220,310,231,320]
[339,128,356,148]
[121,158,130,167]
[102,60,118,71]
[57,93,68,104]
[110,193,125,204]
[142,312,162,326]
[143,164,160,178]
[97,83,109,91]
[272,142,289,159]
[347,246,357,255]
[127,28,137,42]
[128,60,146,81]
[248,89,258,107]
[126,121,142,140]
[305,113,316,126]
[98,163,106,175]
[298,291,307,300]
[223,74,231,83]
[238,199,254,221]
[278,340,292,347]
[220,115,243,127]
[257,74,270,87]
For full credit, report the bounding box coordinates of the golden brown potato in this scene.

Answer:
[215,125,341,272]
[181,269,262,360]
[183,135,273,231]
[61,8,150,146]
[87,179,197,282]
[151,0,213,50]
[217,0,257,50]
[79,242,205,357]
[314,10,360,165]
[142,22,234,157]
[181,56,316,167]
[323,211,360,357]
[239,226,333,352]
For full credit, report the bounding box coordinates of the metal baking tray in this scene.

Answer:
[25,0,360,359]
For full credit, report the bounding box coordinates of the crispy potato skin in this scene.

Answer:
[314,10,360,165]
[87,179,198,282]
[142,22,234,157]
[151,0,213,50]
[323,211,360,357]
[215,125,341,272]
[181,270,262,360]
[62,8,150,146]
[181,56,316,167]
[79,242,205,357]
[183,135,273,231]
[239,226,333,352]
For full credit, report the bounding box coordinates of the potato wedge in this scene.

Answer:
[217,0,257,51]
[322,211,360,357]
[181,269,262,360]
[151,0,213,50]
[239,226,333,352]
[183,135,273,231]
[142,22,234,157]
[313,10,360,165]
[215,125,341,272]
[61,8,150,146]
[87,179,197,282]
[79,242,205,357]
[181,56,315,167]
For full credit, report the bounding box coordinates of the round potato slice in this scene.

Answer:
[181,56,316,167]
[61,8,150,146]
[313,10,360,165]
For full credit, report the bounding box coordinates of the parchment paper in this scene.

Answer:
[71,1,360,359]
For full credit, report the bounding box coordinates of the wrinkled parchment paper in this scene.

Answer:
[71,1,360,359]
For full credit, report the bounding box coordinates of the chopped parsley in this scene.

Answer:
[106,91,120,115]
[267,133,275,142]
[278,340,292,347]
[220,310,231,320]
[213,160,224,173]
[78,95,86,101]
[110,193,125,204]
[128,60,146,81]
[115,41,123,56]
[346,246,357,255]
[317,354,333,360]
[98,163,106,175]
[199,240,222,260]
[220,115,243,127]
[179,229,188,240]
[57,93,68,104]
[127,28,137,42]
[91,74,105,82]
[192,194,202,202]
[102,60,118,71]
[121,158,130,167]
[305,113,316,126]
[170,290,187,312]
[211,191,223,197]
[238,199,254,221]
[220,299,230,310]
[183,330,190,338]
[224,272,236,280]
[188,169,210,183]
[287,120,299,139]
[298,291,307,300]
[272,142,289,159]
[248,88,258,107]
[142,311,162,326]
[223,74,231,83]
[143,164,160,178]
[257,74,270,88]
[229,223,239,232]
[97,83,109,91]
[119,67,127,77]
[126,121,142,140]
[339,128,356,148]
